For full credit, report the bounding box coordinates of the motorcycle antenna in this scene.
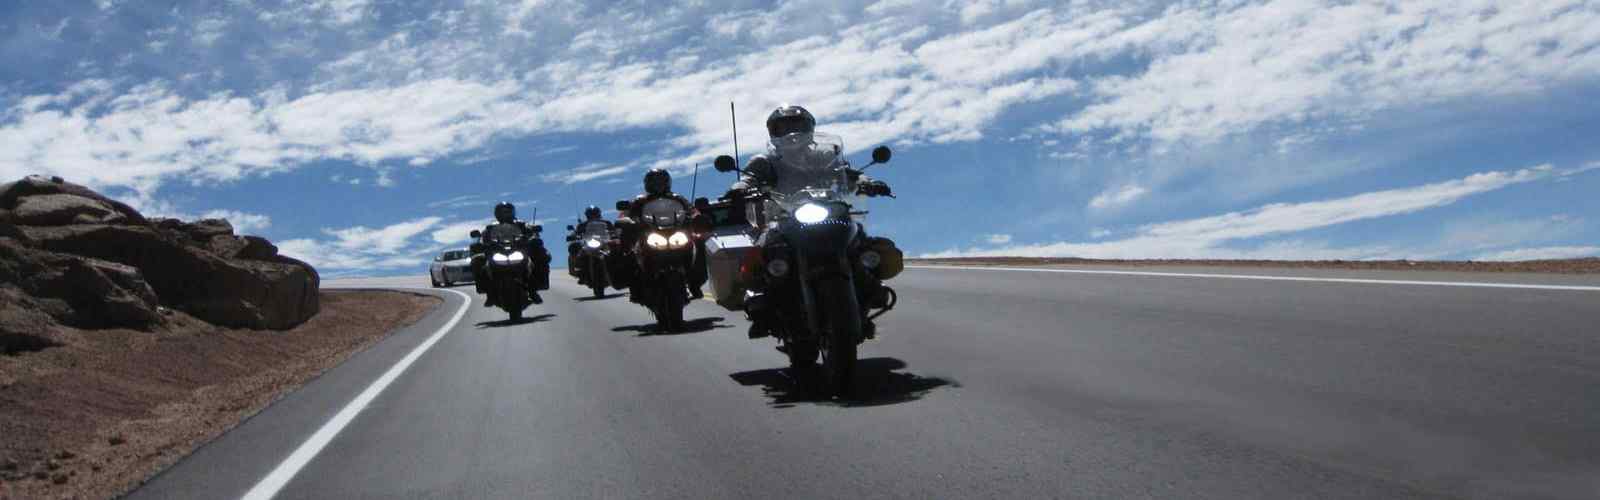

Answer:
[730,101,740,168]
[690,162,699,200]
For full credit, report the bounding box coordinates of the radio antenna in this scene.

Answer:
[690,162,699,200]
[730,101,740,166]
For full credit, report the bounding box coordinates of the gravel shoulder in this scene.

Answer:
[0,290,441,500]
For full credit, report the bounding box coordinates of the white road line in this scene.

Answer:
[241,288,472,500]
[907,265,1600,292]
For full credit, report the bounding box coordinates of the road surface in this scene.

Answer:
[129,265,1600,499]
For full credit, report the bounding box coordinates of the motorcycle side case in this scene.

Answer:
[705,230,757,311]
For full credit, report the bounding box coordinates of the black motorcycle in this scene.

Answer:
[566,220,615,298]
[480,224,537,321]
[624,198,695,331]
[713,133,897,396]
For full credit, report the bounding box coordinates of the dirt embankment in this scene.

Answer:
[909,257,1600,274]
[0,290,441,500]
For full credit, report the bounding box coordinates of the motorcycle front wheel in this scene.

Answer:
[816,277,860,397]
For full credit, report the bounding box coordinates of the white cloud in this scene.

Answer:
[200,209,272,235]
[1054,0,1600,145]
[985,233,1012,244]
[927,164,1567,259]
[193,17,228,46]
[279,216,443,271]
[430,220,486,246]
[1087,184,1148,210]
[539,163,633,184]
[1476,246,1600,261]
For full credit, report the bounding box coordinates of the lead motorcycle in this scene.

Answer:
[713,133,900,396]
[479,224,538,321]
[625,198,696,331]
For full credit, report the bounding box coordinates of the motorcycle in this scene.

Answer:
[568,220,615,298]
[712,133,899,396]
[625,198,696,331]
[480,223,537,321]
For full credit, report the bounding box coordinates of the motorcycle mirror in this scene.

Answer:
[713,155,737,173]
[694,197,710,210]
[566,225,574,231]
[871,145,892,165]
[615,200,630,211]
[470,230,481,239]
[531,224,542,233]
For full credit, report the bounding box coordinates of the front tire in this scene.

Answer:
[817,278,861,397]
[659,271,686,331]
[510,308,523,322]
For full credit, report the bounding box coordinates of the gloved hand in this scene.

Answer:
[859,180,893,198]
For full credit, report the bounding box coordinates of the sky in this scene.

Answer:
[3,0,1599,277]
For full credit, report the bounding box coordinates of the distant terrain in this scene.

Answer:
[909,257,1600,274]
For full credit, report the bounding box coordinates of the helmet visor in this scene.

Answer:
[768,116,814,138]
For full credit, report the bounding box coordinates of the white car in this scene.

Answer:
[430,248,474,287]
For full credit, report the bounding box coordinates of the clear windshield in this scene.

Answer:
[765,132,852,216]
[485,223,524,243]
[641,198,688,230]
[442,250,469,261]
[583,221,610,240]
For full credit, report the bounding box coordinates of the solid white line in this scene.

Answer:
[906,265,1600,292]
[241,287,473,500]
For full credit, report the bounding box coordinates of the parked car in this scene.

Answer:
[430,248,474,287]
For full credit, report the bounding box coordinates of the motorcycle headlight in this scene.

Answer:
[794,203,828,224]
[505,251,525,263]
[766,258,790,277]
[668,231,690,249]
[860,250,882,269]
[646,233,669,249]
[585,239,602,249]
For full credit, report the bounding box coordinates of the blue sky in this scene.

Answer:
[3,0,1599,277]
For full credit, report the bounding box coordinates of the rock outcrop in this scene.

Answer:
[0,176,319,347]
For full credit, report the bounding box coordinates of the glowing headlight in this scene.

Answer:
[860,250,882,269]
[647,233,669,249]
[766,258,790,277]
[668,231,690,249]
[794,203,828,224]
[585,238,602,249]
[492,252,524,263]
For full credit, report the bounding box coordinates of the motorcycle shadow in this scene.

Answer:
[474,313,556,329]
[573,292,627,301]
[728,357,957,408]
[611,317,730,336]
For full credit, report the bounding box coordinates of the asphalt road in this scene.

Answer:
[129,266,1600,499]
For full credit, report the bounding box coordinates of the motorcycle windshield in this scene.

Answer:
[485,223,523,243]
[765,132,852,216]
[641,198,687,230]
[583,221,610,241]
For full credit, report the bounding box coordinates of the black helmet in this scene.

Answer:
[766,104,815,139]
[493,201,516,223]
[644,168,671,196]
[584,205,602,220]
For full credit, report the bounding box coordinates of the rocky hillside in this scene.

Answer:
[0,175,318,354]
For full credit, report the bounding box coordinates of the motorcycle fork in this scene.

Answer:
[795,253,853,341]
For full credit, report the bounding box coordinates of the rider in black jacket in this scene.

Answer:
[569,205,613,285]
[620,168,709,299]
[474,202,548,307]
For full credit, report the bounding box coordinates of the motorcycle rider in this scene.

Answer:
[731,104,893,338]
[473,201,548,307]
[619,168,709,299]
[569,205,612,285]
